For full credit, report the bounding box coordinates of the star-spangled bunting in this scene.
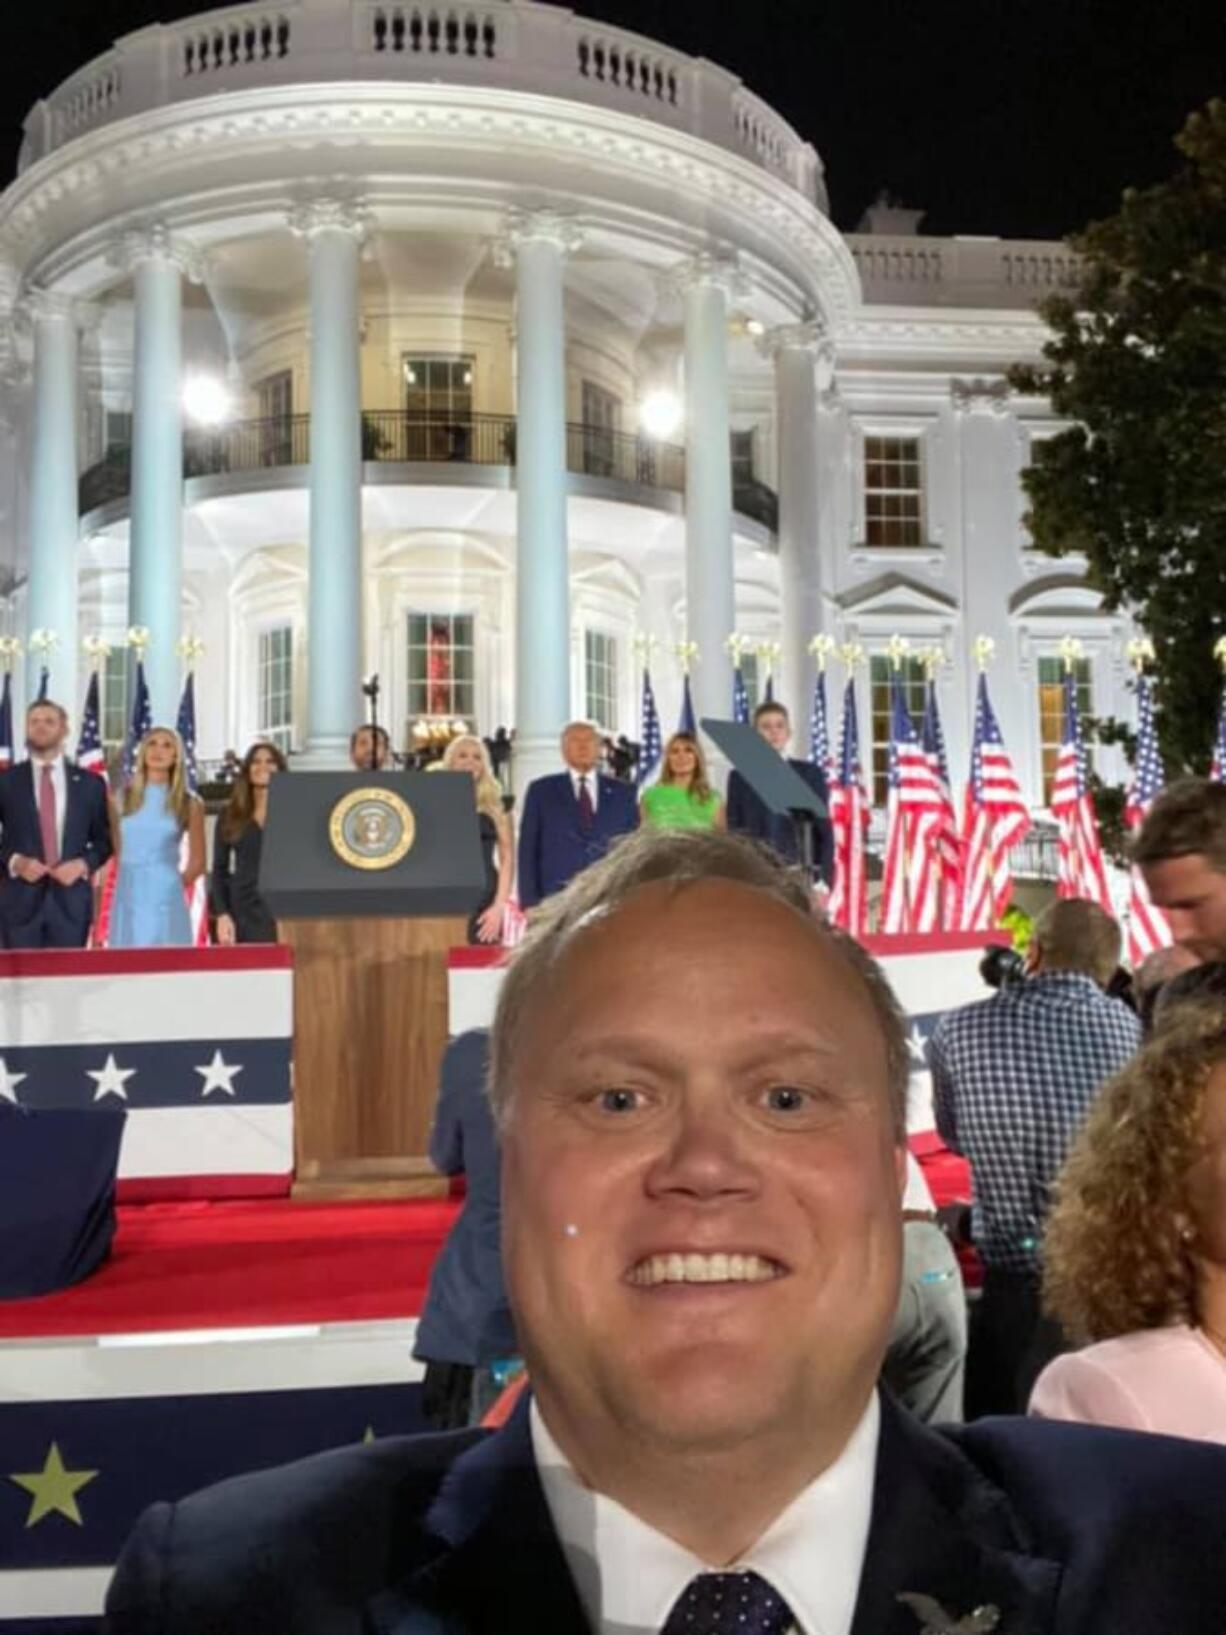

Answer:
[7,1442,98,1528]
[879,676,945,934]
[195,1049,243,1097]
[733,665,751,726]
[0,670,13,771]
[1051,671,1113,914]
[87,1052,136,1102]
[827,680,869,936]
[1124,672,1171,965]
[809,670,832,779]
[957,673,1030,930]
[0,1056,27,1103]
[637,668,662,788]
[75,669,107,777]
[919,679,961,930]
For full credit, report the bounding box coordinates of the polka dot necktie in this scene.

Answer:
[660,1571,794,1635]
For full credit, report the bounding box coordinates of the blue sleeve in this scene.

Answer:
[428,1058,466,1176]
[0,775,13,871]
[726,770,747,833]
[81,777,113,873]
[517,782,543,909]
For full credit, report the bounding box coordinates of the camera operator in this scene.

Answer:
[928,900,1141,1417]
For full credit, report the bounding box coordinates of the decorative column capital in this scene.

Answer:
[950,376,1012,417]
[667,250,744,302]
[757,317,828,358]
[15,287,100,334]
[108,221,203,284]
[491,209,584,269]
[287,197,375,248]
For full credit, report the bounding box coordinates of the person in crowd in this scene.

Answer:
[220,748,243,785]
[882,1151,967,1423]
[349,723,391,771]
[107,829,1226,1635]
[516,719,637,909]
[211,741,287,945]
[109,727,205,949]
[441,734,514,944]
[1133,777,1226,961]
[726,700,834,888]
[1031,999,1226,1442]
[1153,959,1226,1027]
[929,898,1142,1416]
[414,1028,518,1430]
[1133,942,1201,1032]
[0,699,112,948]
[639,731,724,832]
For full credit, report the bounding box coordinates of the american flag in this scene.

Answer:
[809,670,832,779]
[920,679,961,929]
[121,660,153,786]
[177,671,210,946]
[1211,683,1226,782]
[36,666,49,702]
[827,679,870,936]
[1051,670,1113,914]
[764,673,775,704]
[879,676,945,934]
[957,673,1031,930]
[74,669,107,778]
[637,668,662,787]
[678,673,696,736]
[0,671,12,771]
[733,665,751,726]
[1123,672,1171,965]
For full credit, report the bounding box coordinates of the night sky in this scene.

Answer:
[1,0,1221,238]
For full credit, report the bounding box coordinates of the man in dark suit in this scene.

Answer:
[107,830,1226,1635]
[413,1028,517,1430]
[516,720,637,909]
[0,699,112,949]
[726,700,835,889]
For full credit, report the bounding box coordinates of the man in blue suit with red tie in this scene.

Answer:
[516,720,637,909]
[0,699,112,948]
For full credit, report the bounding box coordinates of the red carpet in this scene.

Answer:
[0,1197,461,1339]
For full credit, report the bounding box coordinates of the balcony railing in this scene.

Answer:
[78,410,776,531]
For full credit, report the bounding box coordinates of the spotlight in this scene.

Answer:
[638,388,683,441]
[745,318,766,337]
[182,375,232,427]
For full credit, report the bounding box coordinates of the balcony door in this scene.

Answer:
[256,370,293,466]
[581,380,621,478]
[402,355,474,461]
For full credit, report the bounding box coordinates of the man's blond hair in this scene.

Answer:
[1032,897,1122,988]
[487,828,910,1137]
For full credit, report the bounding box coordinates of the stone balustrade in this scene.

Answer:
[848,233,1081,308]
[19,0,822,206]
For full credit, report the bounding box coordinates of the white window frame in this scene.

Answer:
[257,624,294,753]
[405,610,477,724]
[583,628,619,733]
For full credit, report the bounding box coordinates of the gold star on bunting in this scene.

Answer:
[8,1441,98,1528]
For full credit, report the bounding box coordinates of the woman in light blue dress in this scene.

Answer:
[109,726,206,948]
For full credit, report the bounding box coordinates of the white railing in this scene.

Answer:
[23,0,821,204]
[848,234,1081,306]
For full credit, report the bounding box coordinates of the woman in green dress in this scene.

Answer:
[640,731,724,831]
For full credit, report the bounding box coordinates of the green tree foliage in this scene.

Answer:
[1010,99,1226,774]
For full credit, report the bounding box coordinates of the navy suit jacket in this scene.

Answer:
[105,1391,1226,1635]
[413,1029,516,1368]
[0,759,112,947]
[726,757,835,887]
[516,771,638,909]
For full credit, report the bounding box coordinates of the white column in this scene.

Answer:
[23,291,81,713]
[678,254,738,729]
[496,211,581,792]
[115,225,198,725]
[764,320,831,733]
[290,201,370,765]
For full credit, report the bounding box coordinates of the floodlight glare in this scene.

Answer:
[638,388,683,441]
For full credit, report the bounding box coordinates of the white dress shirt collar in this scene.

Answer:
[569,768,599,811]
[531,1392,880,1635]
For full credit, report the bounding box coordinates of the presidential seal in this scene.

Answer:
[329,787,416,871]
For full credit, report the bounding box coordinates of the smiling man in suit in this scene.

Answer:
[0,699,112,949]
[516,719,638,909]
[107,830,1226,1635]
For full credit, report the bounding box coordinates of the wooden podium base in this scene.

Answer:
[281,915,466,1198]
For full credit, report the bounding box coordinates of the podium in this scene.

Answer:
[261,772,487,1198]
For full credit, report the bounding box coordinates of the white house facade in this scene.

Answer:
[0,0,1133,811]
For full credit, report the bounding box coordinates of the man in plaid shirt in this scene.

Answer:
[929,899,1141,1418]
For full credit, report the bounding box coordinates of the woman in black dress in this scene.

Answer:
[441,734,514,944]
[211,741,288,944]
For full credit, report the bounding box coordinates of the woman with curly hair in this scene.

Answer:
[1030,999,1226,1440]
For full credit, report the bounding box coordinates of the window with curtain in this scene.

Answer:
[407,613,475,720]
[864,435,923,547]
[869,653,927,805]
[258,625,294,752]
[1038,655,1093,805]
[584,630,619,732]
